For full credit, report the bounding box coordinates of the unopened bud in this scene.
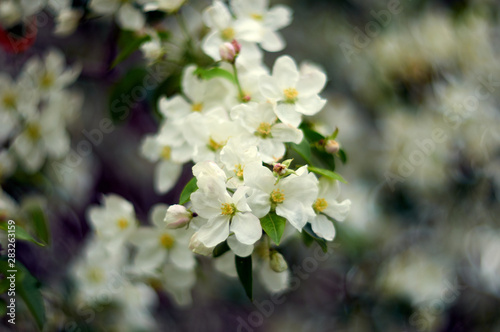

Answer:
[325,140,340,154]
[273,163,287,176]
[189,233,214,256]
[164,205,192,229]
[231,39,241,54]
[269,250,288,273]
[220,42,237,63]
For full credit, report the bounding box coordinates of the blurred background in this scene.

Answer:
[1,0,500,331]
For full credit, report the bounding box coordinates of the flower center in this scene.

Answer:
[161,146,171,160]
[220,203,236,216]
[283,88,298,103]
[26,123,41,141]
[256,122,272,138]
[221,27,235,41]
[271,189,285,204]
[2,92,16,109]
[251,13,263,20]
[191,103,203,112]
[159,233,175,249]
[234,164,244,179]
[40,72,54,89]
[87,267,104,283]
[313,198,328,213]
[208,137,225,151]
[117,218,129,230]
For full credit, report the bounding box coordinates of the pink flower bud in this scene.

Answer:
[164,205,192,229]
[219,42,236,63]
[325,140,340,154]
[273,163,287,176]
[231,39,241,54]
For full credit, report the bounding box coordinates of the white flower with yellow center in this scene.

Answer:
[308,178,351,241]
[140,120,194,193]
[11,109,70,173]
[243,162,318,231]
[220,137,262,188]
[201,0,261,61]
[87,194,137,251]
[190,162,262,247]
[70,237,128,304]
[20,49,81,98]
[230,0,292,52]
[231,102,303,163]
[259,55,327,127]
[90,0,145,31]
[129,204,195,275]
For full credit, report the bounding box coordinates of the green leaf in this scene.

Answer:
[194,67,236,84]
[26,206,49,245]
[0,298,6,317]
[301,231,314,247]
[212,241,230,258]
[260,213,286,246]
[109,67,149,123]
[290,137,312,164]
[0,222,45,246]
[235,255,253,301]
[0,257,46,329]
[300,124,325,143]
[303,224,328,253]
[338,149,347,164]
[111,35,151,69]
[308,166,347,183]
[179,177,198,205]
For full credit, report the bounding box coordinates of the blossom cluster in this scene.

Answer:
[0,49,81,177]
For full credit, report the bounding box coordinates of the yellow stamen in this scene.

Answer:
[26,124,41,141]
[117,218,129,230]
[221,27,235,41]
[283,88,298,103]
[256,122,272,138]
[271,189,285,204]
[191,103,203,112]
[161,146,171,160]
[40,72,54,89]
[2,93,16,109]
[208,137,225,151]
[234,164,244,178]
[87,268,104,283]
[221,203,236,216]
[251,13,263,20]
[159,233,175,249]
[313,198,328,213]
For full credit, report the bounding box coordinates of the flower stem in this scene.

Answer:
[231,62,246,102]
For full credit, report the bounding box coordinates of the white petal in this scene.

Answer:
[246,188,271,218]
[227,235,254,257]
[274,103,302,127]
[170,244,196,269]
[273,55,299,89]
[310,214,336,241]
[271,123,303,144]
[258,139,285,163]
[231,212,262,245]
[258,261,290,293]
[296,94,326,116]
[243,161,275,193]
[260,30,285,52]
[259,75,281,99]
[264,5,292,30]
[324,199,351,222]
[296,70,327,96]
[197,215,230,247]
[117,3,145,31]
[155,161,182,193]
[276,198,307,231]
